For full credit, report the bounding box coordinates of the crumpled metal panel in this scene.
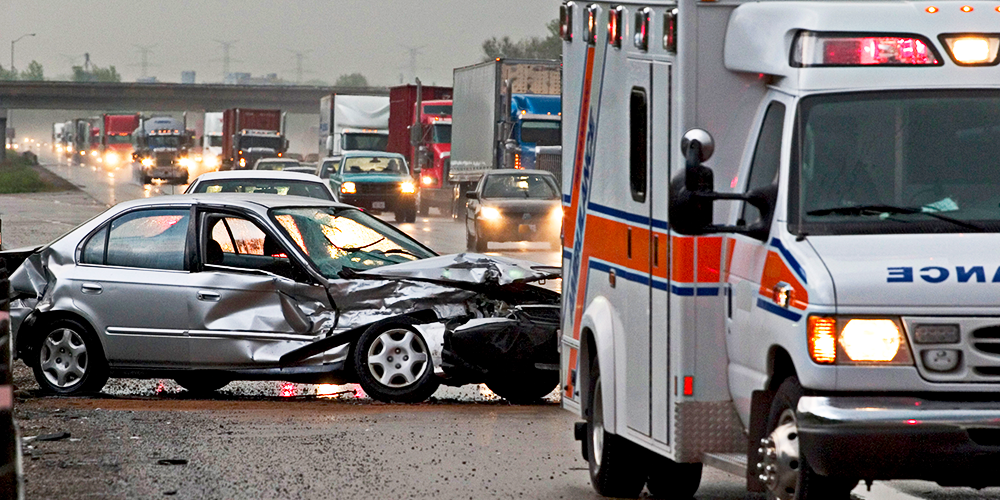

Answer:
[673,400,747,462]
[327,278,475,333]
[357,252,560,287]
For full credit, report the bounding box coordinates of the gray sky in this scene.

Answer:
[2,1,559,86]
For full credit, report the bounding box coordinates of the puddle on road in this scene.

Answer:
[101,378,560,404]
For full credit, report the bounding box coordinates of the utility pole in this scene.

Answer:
[132,45,157,78]
[213,40,240,80]
[286,49,313,84]
[399,45,430,83]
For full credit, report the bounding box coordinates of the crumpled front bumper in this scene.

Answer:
[797,396,1000,486]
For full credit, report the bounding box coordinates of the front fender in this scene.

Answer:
[580,296,621,435]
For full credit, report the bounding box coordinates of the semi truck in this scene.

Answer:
[319,95,390,157]
[100,114,140,168]
[202,112,224,170]
[70,118,97,164]
[387,82,453,215]
[559,1,1000,499]
[221,108,287,170]
[449,58,562,215]
[132,116,195,184]
[51,123,65,154]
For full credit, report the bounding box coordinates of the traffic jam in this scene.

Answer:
[5,0,1000,498]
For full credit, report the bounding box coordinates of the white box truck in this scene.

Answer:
[319,95,390,157]
[559,1,1000,498]
[202,112,223,170]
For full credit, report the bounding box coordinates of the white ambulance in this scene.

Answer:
[559,1,1000,498]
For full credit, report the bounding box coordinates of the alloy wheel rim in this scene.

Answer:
[39,328,89,388]
[366,328,429,388]
[759,408,802,500]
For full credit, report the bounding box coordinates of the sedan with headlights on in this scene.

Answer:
[465,170,562,252]
[186,170,338,202]
[328,151,418,223]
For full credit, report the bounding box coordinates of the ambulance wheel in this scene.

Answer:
[486,369,558,403]
[587,359,646,498]
[762,377,857,500]
[353,318,439,403]
[646,457,703,499]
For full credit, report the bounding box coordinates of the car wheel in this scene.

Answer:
[417,192,430,216]
[174,374,230,394]
[406,204,418,223]
[587,357,646,498]
[353,319,439,403]
[761,377,857,500]
[486,369,558,403]
[646,456,703,499]
[32,319,108,395]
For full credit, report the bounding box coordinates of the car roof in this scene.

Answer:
[484,169,557,177]
[112,193,351,212]
[341,150,405,159]
[255,158,298,163]
[191,170,326,182]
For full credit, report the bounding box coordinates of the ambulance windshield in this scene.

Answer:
[792,90,1000,235]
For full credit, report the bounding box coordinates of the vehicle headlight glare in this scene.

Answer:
[141,158,154,167]
[421,175,435,186]
[400,181,416,194]
[481,207,502,220]
[104,152,120,165]
[342,181,357,194]
[840,319,902,362]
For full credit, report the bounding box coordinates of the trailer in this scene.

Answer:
[319,95,390,157]
[388,82,453,215]
[221,108,287,170]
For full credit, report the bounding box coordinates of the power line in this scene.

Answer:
[398,45,431,83]
[131,45,158,78]
[286,49,313,84]
[212,40,241,79]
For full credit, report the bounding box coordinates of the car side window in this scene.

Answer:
[742,102,786,226]
[103,209,190,270]
[203,214,304,281]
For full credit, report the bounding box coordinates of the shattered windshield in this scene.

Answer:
[271,207,435,278]
[792,90,1000,235]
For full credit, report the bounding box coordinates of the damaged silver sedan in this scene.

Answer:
[4,194,560,403]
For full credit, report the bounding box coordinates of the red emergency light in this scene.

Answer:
[608,5,624,48]
[663,7,678,53]
[560,2,575,42]
[792,31,941,67]
[585,4,599,45]
[633,7,651,51]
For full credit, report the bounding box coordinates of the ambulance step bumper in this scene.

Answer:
[797,396,1000,485]
[701,453,746,477]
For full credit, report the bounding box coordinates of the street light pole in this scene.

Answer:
[10,33,36,72]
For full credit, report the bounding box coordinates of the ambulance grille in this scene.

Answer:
[902,317,1000,384]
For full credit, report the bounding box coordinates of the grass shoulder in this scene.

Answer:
[0,154,73,194]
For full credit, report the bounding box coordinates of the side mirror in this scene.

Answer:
[466,191,477,200]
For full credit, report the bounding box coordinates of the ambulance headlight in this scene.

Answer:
[808,316,912,365]
[940,35,1000,65]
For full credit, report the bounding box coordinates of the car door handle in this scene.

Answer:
[81,283,103,294]
[197,291,221,302]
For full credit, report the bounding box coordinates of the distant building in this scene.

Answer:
[224,72,285,86]
[181,71,196,84]
[136,76,159,83]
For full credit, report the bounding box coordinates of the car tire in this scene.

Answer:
[174,374,230,394]
[474,225,488,253]
[32,319,109,395]
[353,318,439,403]
[645,456,703,499]
[587,357,647,498]
[406,204,418,223]
[486,369,558,403]
[466,228,477,251]
[762,377,857,500]
[417,192,430,216]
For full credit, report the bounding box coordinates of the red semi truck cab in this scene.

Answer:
[221,108,288,170]
[101,114,140,168]
[387,84,453,216]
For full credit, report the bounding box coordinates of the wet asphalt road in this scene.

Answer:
[5,157,1000,498]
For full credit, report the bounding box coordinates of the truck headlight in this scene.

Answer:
[104,152,120,165]
[400,181,416,194]
[342,181,356,194]
[178,157,192,168]
[480,207,502,220]
[808,316,912,365]
[141,158,154,167]
[421,175,435,186]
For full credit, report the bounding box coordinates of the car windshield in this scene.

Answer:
[341,156,408,175]
[343,133,389,151]
[256,161,300,170]
[147,136,180,148]
[482,173,558,199]
[520,120,561,146]
[272,207,435,278]
[191,179,334,200]
[792,90,1000,235]
[239,136,282,149]
[432,124,451,144]
[423,104,452,115]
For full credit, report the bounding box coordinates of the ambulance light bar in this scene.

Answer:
[586,4,599,45]
[608,5,624,48]
[663,7,678,53]
[939,34,1000,65]
[633,7,650,51]
[560,2,574,42]
[792,31,941,67]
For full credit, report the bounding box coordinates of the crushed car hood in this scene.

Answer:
[355,253,560,289]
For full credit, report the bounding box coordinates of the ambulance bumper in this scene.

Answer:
[797,396,1000,484]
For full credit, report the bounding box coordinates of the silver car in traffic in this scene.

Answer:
[5,195,560,402]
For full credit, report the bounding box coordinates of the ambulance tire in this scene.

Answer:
[645,458,702,499]
[765,377,857,500]
[587,359,646,498]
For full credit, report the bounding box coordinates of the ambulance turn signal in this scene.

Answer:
[808,316,837,364]
[939,34,1000,65]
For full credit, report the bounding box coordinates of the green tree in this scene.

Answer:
[20,60,44,81]
[0,65,17,81]
[482,19,561,61]
[335,73,369,87]
[72,64,121,82]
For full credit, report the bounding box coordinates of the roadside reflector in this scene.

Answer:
[608,5,624,48]
[926,6,939,13]
[633,7,651,51]
[939,34,1000,65]
[586,4,599,45]
[663,8,678,53]
[560,2,575,42]
[792,31,940,66]
[808,316,837,364]
[683,376,694,396]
